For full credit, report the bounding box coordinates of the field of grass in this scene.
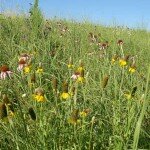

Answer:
[0,3,150,150]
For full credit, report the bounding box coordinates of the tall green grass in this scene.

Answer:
[0,1,150,149]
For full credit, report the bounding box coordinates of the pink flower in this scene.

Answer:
[71,72,80,80]
[0,65,13,80]
[17,59,27,71]
[19,53,30,62]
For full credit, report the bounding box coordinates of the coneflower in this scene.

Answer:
[0,65,13,80]
[117,40,123,46]
[19,53,30,62]
[17,59,27,71]
[28,107,36,121]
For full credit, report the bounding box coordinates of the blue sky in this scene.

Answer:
[1,0,150,29]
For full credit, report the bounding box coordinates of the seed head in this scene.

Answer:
[0,103,7,119]
[28,107,36,121]
[102,75,109,88]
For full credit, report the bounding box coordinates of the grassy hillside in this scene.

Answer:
[0,10,150,150]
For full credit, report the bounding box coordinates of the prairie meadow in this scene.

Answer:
[0,1,150,150]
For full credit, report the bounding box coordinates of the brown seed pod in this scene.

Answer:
[124,55,130,61]
[28,107,36,121]
[131,86,137,97]
[0,103,7,119]
[62,81,68,93]
[35,87,44,96]
[102,75,109,88]
[52,76,57,92]
[31,73,36,83]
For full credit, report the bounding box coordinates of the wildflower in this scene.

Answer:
[77,69,85,83]
[119,59,127,67]
[60,92,70,100]
[36,68,43,74]
[24,65,31,74]
[0,65,13,80]
[77,66,84,72]
[129,64,136,73]
[77,76,85,83]
[111,55,118,64]
[88,32,97,43]
[129,67,136,73]
[71,69,85,83]
[77,60,84,72]
[28,107,36,121]
[60,81,70,100]
[68,64,74,68]
[117,40,123,46]
[36,63,43,74]
[33,88,45,102]
[124,93,132,100]
[67,57,74,69]
[68,109,80,125]
[124,86,137,100]
[71,72,80,80]
[99,41,109,50]
[119,55,129,67]
[102,75,109,88]
[17,59,27,71]
[80,109,91,117]
[19,53,30,62]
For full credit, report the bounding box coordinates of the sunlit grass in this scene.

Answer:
[0,3,150,149]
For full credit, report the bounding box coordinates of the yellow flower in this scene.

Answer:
[111,55,118,64]
[60,92,70,100]
[33,94,45,102]
[68,118,81,125]
[77,66,84,72]
[36,68,43,74]
[67,64,74,69]
[111,58,116,64]
[124,93,132,100]
[24,66,31,74]
[119,59,127,67]
[77,76,85,83]
[80,109,90,117]
[68,109,80,125]
[129,67,136,73]
[80,111,87,117]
